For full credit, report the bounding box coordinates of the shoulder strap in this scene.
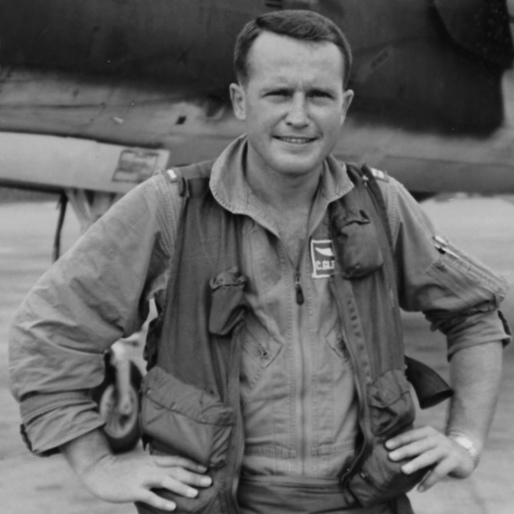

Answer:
[145,160,245,403]
[144,161,214,370]
[359,164,394,253]
[357,163,454,407]
[171,159,215,197]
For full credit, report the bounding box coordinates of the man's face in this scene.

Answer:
[230,31,353,181]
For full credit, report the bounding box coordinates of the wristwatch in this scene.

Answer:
[447,431,481,469]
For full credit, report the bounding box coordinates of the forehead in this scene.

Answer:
[246,32,345,86]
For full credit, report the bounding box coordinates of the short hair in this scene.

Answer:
[234,10,353,88]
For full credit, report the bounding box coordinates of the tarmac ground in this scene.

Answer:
[0,194,512,514]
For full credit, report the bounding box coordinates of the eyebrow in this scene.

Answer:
[260,84,338,96]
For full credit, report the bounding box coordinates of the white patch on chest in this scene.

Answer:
[310,239,335,278]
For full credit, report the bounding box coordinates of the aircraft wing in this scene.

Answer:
[0,70,222,194]
[0,0,513,206]
[1,65,512,201]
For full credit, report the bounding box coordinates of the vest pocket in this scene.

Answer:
[141,366,235,468]
[345,370,423,506]
[345,440,426,507]
[331,207,384,279]
[368,369,415,437]
[209,267,248,336]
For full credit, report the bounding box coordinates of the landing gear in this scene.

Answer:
[91,351,143,453]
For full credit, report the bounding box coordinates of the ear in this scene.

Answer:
[230,83,247,121]
[342,89,354,114]
[340,89,354,124]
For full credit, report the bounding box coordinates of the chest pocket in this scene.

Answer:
[239,313,281,400]
[325,321,351,363]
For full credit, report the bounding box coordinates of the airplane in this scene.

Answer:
[0,0,513,258]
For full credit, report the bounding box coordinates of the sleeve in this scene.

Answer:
[379,176,511,358]
[8,171,182,455]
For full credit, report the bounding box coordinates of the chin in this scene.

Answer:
[273,155,324,176]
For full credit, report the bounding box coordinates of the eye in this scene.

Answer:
[265,89,290,98]
[310,90,333,99]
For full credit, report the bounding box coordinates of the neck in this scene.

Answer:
[245,162,322,212]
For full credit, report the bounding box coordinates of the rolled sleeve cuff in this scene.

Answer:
[428,310,512,359]
[20,392,105,456]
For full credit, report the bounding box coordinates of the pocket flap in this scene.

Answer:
[143,366,234,425]
[368,370,411,408]
[209,267,248,336]
[368,370,415,437]
[141,366,235,468]
[331,207,384,279]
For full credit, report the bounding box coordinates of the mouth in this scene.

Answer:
[274,136,317,144]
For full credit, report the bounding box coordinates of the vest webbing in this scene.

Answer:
[141,161,415,514]
[332,163,405,380]
[152,160,244,404]
[147,162,405,383]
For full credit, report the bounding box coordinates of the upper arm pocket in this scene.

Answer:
[426,241,507,311]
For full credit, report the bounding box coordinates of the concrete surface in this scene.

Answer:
[0,195,512,513]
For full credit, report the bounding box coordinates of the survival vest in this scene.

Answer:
[137,161,425,514]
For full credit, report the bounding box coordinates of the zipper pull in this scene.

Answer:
[295,272,304,305]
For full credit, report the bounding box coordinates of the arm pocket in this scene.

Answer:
[427,238,507,311]
[141,366,234,468]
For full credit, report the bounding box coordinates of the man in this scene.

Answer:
[9,10,510,514]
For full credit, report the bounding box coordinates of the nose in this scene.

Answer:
[285,93,309,127]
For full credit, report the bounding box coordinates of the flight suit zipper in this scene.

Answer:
[284,246,308,473]
[295,271,305,305]
[293,266,308,471]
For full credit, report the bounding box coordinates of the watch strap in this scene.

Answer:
[447,431,481,469]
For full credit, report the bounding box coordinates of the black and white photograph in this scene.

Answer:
[0,1,513,513]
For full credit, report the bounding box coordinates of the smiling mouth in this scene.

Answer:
[275,136,317,144]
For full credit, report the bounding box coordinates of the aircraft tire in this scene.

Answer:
[91,361,143,453]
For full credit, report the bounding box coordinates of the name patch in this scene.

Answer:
[311,239,335,278]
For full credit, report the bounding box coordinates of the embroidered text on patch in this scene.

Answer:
[311,239,335,278]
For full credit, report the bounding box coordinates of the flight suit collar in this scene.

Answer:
[209,135,354,222]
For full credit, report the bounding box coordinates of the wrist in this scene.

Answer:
[61,429,113,476]
[446,431,481,469]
